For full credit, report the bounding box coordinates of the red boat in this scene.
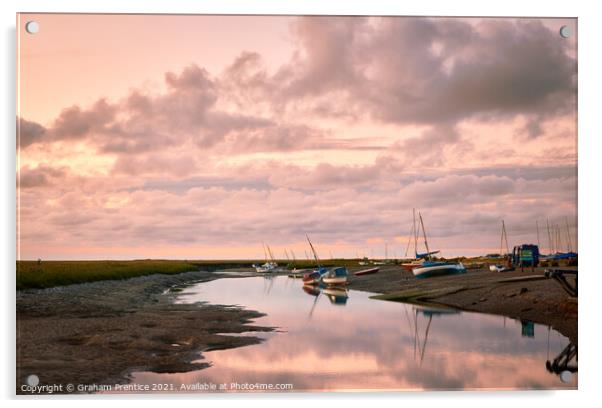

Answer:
[354,267,379,276]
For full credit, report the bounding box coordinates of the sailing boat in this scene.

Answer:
[411,212,466,278]
[489,220,514,272]
[302,235,330,285]
[401,209,440,271]
[540,217,578,261]
[302,235,349,285]
[253,243,281,273]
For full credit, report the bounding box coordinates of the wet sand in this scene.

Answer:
[16,271,272,394]
[347,265,577,344]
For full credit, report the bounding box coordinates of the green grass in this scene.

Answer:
[16,260,203,290]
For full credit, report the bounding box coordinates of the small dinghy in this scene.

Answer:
[321,267,349,285]
[413,262,467,279]
[489,264,515,273]
[354,267,379,276]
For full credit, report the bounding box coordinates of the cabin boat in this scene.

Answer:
[321,267,348,285]
[413,261,466,279]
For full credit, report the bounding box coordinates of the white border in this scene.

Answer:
[3,1,601,407]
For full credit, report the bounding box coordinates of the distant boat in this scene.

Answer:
[321,266,348,285]
[354,267,379,276]
[413,262,466,279]
[489,264,513,273]
[254,243,282,273]
[254,262,280,273]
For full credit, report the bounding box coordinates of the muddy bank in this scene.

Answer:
[16,270,273,394]
[347,265,577,344]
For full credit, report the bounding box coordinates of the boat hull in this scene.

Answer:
[413,263,466,279]
[354,267,379,276]
[322,276,348,285]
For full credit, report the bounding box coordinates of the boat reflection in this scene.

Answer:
[323,287,349,306]
[546,342,577,377]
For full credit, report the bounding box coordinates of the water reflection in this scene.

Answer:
[131,275,576,391]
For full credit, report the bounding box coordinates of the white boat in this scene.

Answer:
[321,267,348,285]
[254,261,280,273]
[254,243,281,272]
[412,262,466,279]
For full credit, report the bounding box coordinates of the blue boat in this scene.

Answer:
[321,266,348,285]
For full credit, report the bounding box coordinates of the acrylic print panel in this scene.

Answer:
[16,13,577,394]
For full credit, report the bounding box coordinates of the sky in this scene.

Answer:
[16,14,577,260]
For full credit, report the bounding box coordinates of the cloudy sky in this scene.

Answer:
[17,14,577,260]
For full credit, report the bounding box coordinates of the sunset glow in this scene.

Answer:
[17,14,577,260]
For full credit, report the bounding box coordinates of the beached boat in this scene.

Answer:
[321,266,348,285]
[489,264,514,273]
[354,267,379,276]
[302,267,328,285]
[413,262,466,279]
[254,243,282,273]
[402,209,442,272]
[254,262,280,273]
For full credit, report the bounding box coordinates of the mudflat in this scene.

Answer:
[347,265,577,344]
[16,271,272,394]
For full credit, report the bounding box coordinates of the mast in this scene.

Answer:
[306,234,321,267]
[266,245,275,262]
[500,220,509,256]
[262,242,268,262]
[536,220,541,249]
[418,211,431,258]
[546,218,553,254]
[565,217,573,253]
[405,215,415,258]
[284,248,290,262]
[413,208,418,258]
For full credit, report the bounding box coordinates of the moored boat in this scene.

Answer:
[354,267,379,276]
[321,266,348,285]
[413,262,466,279]
[302,267,328,285]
